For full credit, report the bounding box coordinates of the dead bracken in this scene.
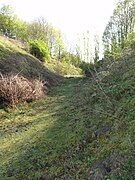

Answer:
[0,73,45,107]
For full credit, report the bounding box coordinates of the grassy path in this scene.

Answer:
[0,77,134,179]
[0,78,91,179]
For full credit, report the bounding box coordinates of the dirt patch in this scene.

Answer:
[88,155,126,179]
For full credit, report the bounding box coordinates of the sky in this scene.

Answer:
[0,0,118,57]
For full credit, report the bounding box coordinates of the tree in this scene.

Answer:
[26,18,47,41]
[56,31,65,60]
[102,0,135,59]
[82,31,91,62]
[26,17,65,60]
[0,5,27,40]
[0,5,15,36]
[94,34,100,63]
[76,35,82,62]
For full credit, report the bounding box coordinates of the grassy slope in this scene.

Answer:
[0,36,63,86]
[0,49,135,179]
[44,59,82,76]
[0,36,81,83]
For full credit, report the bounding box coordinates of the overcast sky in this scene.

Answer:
[0,0,118,56]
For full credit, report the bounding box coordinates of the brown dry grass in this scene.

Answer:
[0,73,45,107]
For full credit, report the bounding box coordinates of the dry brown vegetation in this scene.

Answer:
[0,73,45,107]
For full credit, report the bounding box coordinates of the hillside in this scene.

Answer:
[0,43,135,179]
[44,59,82,77]
[0,36,63,87]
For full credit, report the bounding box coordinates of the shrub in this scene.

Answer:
[79,62,95,77]
[79,61,103,77]
[0,73,45,107]
[29,40,50,61]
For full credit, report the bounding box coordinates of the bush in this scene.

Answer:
[29,40,50,61]
[79,61,103,77]
[0,74,45,107]
[79,62,95,77]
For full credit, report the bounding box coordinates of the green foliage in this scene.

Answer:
[0,5,27,41]
[79,61,93,76]
[0,1,135,179]
[0,47,135,178]
[125,32,135,48]
[103,0,135,59]
[26,18,66,60]
[14,17,27,41]
[44,59,82,76]
[79,61,101,77]
[0,6,66,59]
[0,5,15,37]
[29,40,50,61]
[0,4,80,66]
[60,51,81,66]
[0,35,63,87]
[26,18,47,41]
[94,34,100,63]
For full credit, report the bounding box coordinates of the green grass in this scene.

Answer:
[0,75,135,179]
[0,35,63,87]
[0,35,135,179]
[44,59,82,76]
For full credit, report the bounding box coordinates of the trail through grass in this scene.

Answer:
[0,77,134,179]
[0,78,89,179]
